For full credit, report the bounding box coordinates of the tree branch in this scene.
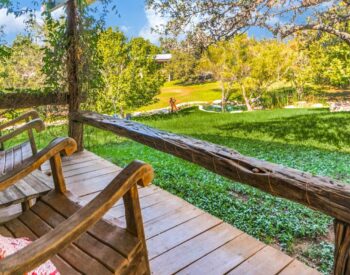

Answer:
[280,24,350,46]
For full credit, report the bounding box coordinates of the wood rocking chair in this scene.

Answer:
[0,137,153,274]
[0,110,49,213]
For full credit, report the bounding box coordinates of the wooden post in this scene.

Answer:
[0,131,4,151]
[67,0,83,151]
[334,219,350,275]
[123,184,151,274]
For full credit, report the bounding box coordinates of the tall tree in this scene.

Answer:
[199,35,253,110]
[199,36,292,111]
[0,35,45,90]
[97,28,165,116]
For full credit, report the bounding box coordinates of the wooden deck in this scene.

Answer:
[37,150,318,275]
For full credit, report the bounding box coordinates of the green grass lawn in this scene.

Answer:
[137,81,221,111]
[5,107,350,274]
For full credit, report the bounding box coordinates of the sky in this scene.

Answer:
[0,0,273,45]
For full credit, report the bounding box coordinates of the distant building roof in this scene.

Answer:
[155,54,172,63]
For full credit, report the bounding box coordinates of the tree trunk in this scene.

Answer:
[296,86,304,101]
[220,80,226,112]
[241,85,253,111]
[67,0,83,151]
[334,219,350,275]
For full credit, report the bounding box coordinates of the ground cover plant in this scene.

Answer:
[4,107,350,274]
[87,107,349,274]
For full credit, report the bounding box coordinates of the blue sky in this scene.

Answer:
[0,0,273,44]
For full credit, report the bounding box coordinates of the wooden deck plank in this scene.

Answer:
[66,172,120,196]
[144,205,203,239]
[63,162,114,178]
[107,190,173,219]
[14,149,318,275]
[177,234,266,275]
[147,213,222,259]
[107,195,186,223]
[227,246,293,275]
[279,260,320,275]
[31,201,128,272]
[65,165,120,184]
[60,156,110,171]
[17,210,112,274]
[78,185,161,206]
[150,223,243,274]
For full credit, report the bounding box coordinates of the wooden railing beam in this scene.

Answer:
[0,92,70,109]
[72,111,350,225]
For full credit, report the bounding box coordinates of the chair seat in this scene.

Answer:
[0,191,147,274]
[0,141,33,175]
[0,142,52,209]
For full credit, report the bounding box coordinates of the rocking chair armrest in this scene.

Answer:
[0,137,77,191]
[0,160,154,274]
[0,118,45,144]
[0,110,40,131]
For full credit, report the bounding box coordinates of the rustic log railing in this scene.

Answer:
[72,110,350,274]
[0,92,70,109]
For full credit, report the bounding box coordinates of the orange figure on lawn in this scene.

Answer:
[169,97,179,113]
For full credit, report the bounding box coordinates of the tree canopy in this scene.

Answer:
[96,28,165,116]
[147,0,350,45]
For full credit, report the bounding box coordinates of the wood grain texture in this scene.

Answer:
[279,260,320,275]
[72,111,350,224]
[0,110,40,131]
[0,137,77,191]
[0,92,72,109]
[227,246,293,275]
[0,160,153,274]
[0,141,52,208]
[0,118,45,144]
[334,219,350,275]
[67,0,83,152]
[177,234,266,275]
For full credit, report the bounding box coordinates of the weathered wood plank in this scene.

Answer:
[72,111,350,223]
[41,192,141,259]
[18,210,112,274]
[108,190,173,219]
[227,246,293,275]
[65,166,120,184]
[78,185,161,206]
[67,171,121,196]
[279,259,320,275]
[150,223,242,274]
[144,205,203,239]
[177,234,265,275]
[0,92,72,109]
[107,195,185,223]
[31,201,128,272]
[147,213,222,259]
[64,162,114,178]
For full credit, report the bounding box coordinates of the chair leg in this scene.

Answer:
[123,184,151,275]
[50,154,67,193]
[21,199,35,212]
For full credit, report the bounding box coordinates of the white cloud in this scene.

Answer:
[0,7,49,39]
[0,8,28,34]
[139,8,166,44]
